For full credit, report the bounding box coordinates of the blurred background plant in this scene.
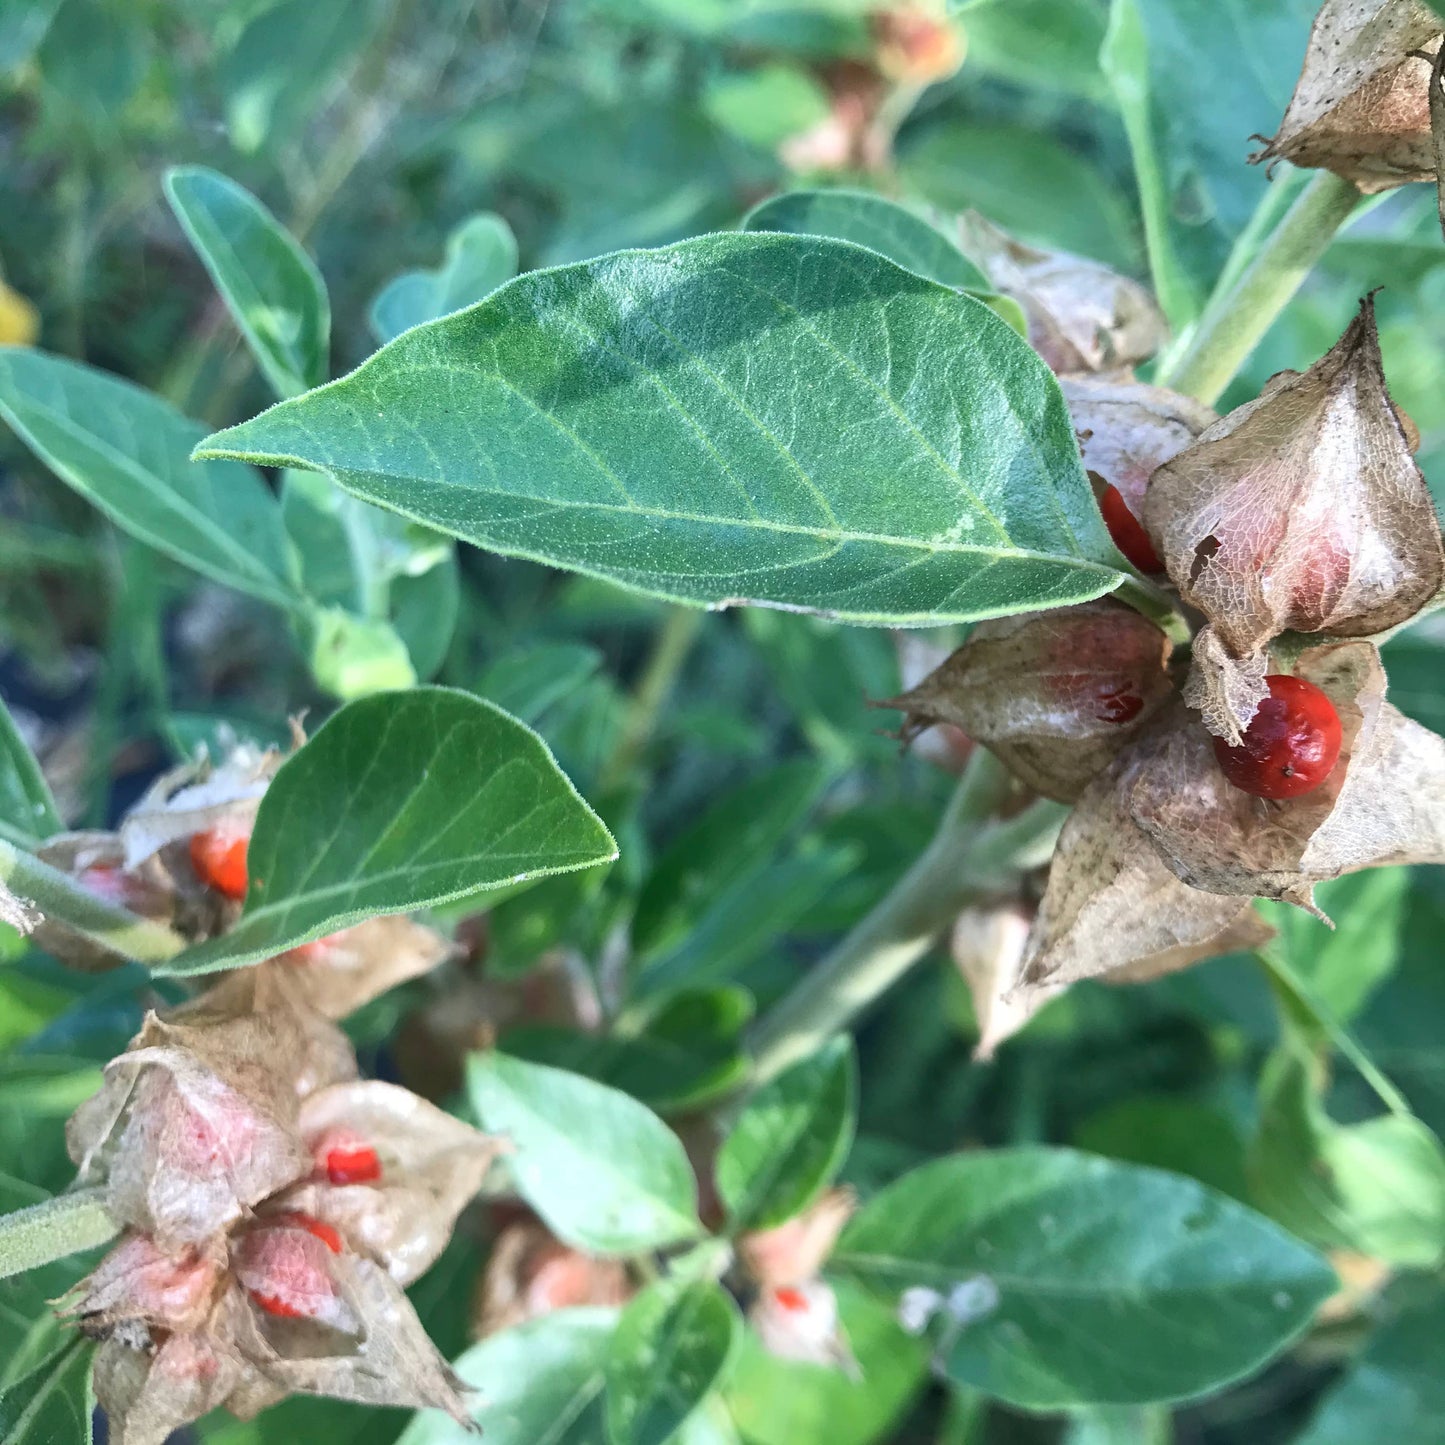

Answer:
[3,1,1445,1442]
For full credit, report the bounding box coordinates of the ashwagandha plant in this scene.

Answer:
[3,1,1445,1443]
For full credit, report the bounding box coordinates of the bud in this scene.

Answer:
[871,6,966,84]
[1146,298,1444,739]
[956,211,1165,375]
[748,1279,859,1377]
[275,915,456,1020]
[951,903,1057,1059]
[472,1218,631,1338]
[1253,1,1442,192]
[880,600,1175,801]
[738,1188,855,1289]
[270,1078,504,1286]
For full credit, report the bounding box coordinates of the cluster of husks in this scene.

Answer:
[891,291,1445,1050]
[63,967,501,1444]
[1253,0,1444,200]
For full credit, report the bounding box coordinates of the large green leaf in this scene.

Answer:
[0,1337,93,1444]
[716,1035,856,1231]
[159,688,615,975]
[370,213,519,345]
[395,1308,618,1445]
[165,166,330,399]
[1294,1288,1445,1444]
[0,700,60,851]
[742,190,989,290]
[0,349,297,609]
[467,1052,702,1255]
[832,1148,1335,1409]
[606,1282,740,1445]
[196,233,1126,626]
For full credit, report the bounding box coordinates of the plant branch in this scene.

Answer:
[1156,171,1360,405]
[0,840,188,967]
[745,751,1065,1087]
[0,1188,118,1281]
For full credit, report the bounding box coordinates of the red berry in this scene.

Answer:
[250,1290,306,1319]
[1099,485,1164,574]
[1212,675,1343,800]
[273,1211,344,1254]
[773,1286,809,1313]
[325,1145,382,1186]
[188,826,249,900]
[1090,682,1145,725]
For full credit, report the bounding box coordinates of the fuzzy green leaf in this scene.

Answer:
[0,700,60,851]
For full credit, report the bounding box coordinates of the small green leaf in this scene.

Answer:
[308,606,417,700]
[703,65,830,150]
[159,688,615,975]
[606,1282,741,1445]
[743,189,989,291]
[833,1147,1336,1409]
[369,213,519,345]
[1295,1287,1445,1444]
[469,1052,701,1255]
[0,349,297,610]
[0,700,60,851]
[396,1307,618,1445]
[476,643,605,725]
[196,233,1125,627]
[164,166,330,398]
[0,1337,93,1445]
[716,1035,856,1231]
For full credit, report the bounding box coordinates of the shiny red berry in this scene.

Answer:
[1099,484,1164,574]
[188,826,249,900]
[325,1145,382,1186]
[773,1286,809,1313]
[1212,675,1343,799]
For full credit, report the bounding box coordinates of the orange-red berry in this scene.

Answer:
[325,1145,382,1186]
[188,827,250,900]
[1213,675,1343,799]
[1100,484,1164,575]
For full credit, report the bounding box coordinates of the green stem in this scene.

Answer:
[598,606,705,793]
[745,752,1066,1087]
[1157,171,1361,405]
[0,1188,117,1281]
[0,840,188,967]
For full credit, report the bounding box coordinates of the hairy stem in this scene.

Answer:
[1157,171,1360,405]
[0,1188,118,1281]
[0,840,188,966]
[746,751,1066,1087]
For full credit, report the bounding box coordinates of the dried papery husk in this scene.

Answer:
[274,915,456,1021]
[880,600,1175,801]
[1019,734,1275,991]
[1253,0,1442,192]
[951,903,1059,1058]
[738,1187,855,1289]
[1182,626,1272,748]
[119,743,284,871]
[1061,376,1217,525]
[274,1079,504,1286]
[64,1232,228,1336]
[1146,299,1444,739]
[749,1278,860,1378]
[892,633,973,774]
[956,211,1166,374]
[0,878,37,935]
[228,1251,474,1424]
[1128,642,1445,909]
[472,1218,632,1339]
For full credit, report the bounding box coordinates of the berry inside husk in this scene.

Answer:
[188,826,250,900]
[1212,675,1343,799]
[1099,484,1164,574]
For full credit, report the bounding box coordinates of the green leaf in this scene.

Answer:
[0,700,60,851]
[308,606,418,699]
[0,349,297,610]
[0,1188,117,1282]
[716,1035,856,1231]
[467,1052,701,1255]
[196,233,1126,627]
[395,1308,618,1445]
[159,687,615,975]
[958,0,1109,102]
[1248,1049,1445,1269]
[743,190,989,291]
[164,166,330,399]
[370,213,520,345]
[0,1335,92,1444]
[476,643,605,725]
[1295,1288,1445,1444]
[703,64,830,149]
[725,1279,927,1445]
[833,1147,1335,1409]
[1063,1405,1172,1445]
[606,1282,741,1445]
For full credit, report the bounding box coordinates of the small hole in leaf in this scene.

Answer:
[1190,534,1222,584]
